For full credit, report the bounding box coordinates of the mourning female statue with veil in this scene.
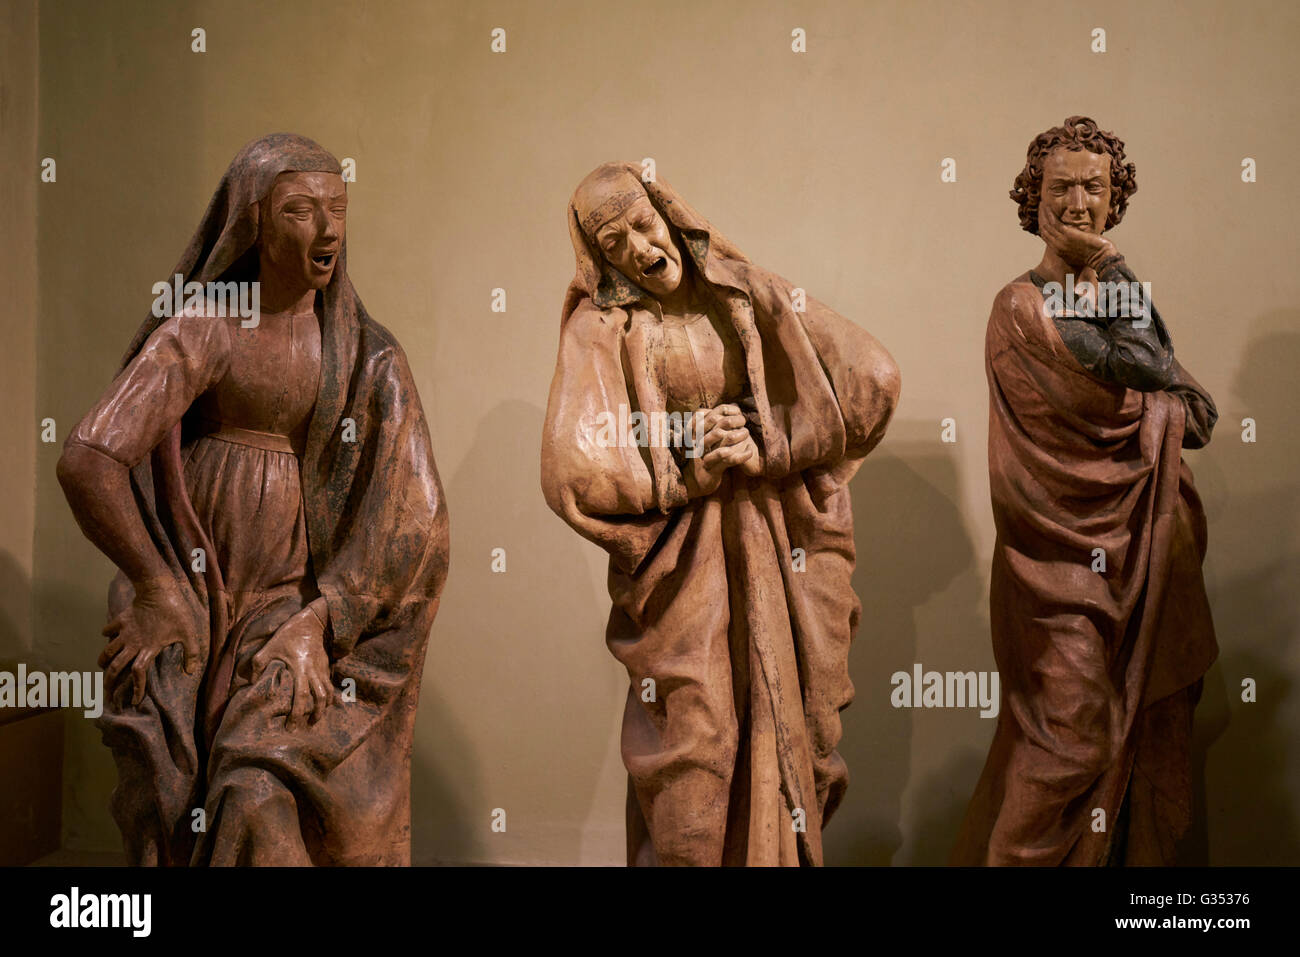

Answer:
[58,133,449,866]
[542,162,900,866]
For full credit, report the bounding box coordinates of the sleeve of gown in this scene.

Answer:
[1099,260,1216,446]
[798,292,901,468]
[1052,257,1175,392]
[745,269,899,489]
[1051,258,1216,446]
[68,314,231,467]
[541,302,672,573]
[1165,357,1218,449]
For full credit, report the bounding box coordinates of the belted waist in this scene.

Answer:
[196,418,304,455]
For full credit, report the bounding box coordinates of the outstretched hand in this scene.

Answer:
[99,577,202,708]
[252,605,336,731]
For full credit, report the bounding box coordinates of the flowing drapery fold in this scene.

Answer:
[85,134,448,865]
[953,276,1216,866]
[542,164,899,864]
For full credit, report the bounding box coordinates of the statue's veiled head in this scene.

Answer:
[258,170,348,294]
[1011,116,1138,237]
[119,133,352,370]
[573,165,685,301]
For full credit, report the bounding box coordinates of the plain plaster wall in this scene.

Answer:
[1,0,38,663]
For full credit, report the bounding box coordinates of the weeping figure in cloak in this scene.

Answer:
[57,133,449,866]
[542,163,900,866]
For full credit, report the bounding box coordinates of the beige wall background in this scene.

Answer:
[18,0,1299,864]
[1,0,38,664]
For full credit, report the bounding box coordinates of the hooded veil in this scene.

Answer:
[81,133,449,866]
[542,162,900,865]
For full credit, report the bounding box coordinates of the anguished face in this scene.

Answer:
[1041,148,1112,235]
[260,170,347,292]
[592,195,685,300]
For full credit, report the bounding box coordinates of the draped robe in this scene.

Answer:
[65,134,449,866]
[542,168,900,865]
[952,275,1217,866]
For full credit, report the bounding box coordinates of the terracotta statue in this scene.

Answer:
[57,133,449,865]
[952,117,1218,866]
[542,162,900,865]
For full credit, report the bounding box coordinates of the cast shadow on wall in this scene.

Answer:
[413,398,618,864]
[1185,317,1300,865]
[828,427,988,865]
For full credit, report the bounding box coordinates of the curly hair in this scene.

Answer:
[1011,116,1137,235]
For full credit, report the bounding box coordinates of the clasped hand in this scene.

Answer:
[686,403,762,496]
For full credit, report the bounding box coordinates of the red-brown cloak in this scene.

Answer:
[952,275,1217,865]
[541,163,900,865]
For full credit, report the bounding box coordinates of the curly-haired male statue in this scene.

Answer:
[952,117,1218,866]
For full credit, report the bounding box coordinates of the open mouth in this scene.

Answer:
[311,252,335,268]
[643,256,668,277]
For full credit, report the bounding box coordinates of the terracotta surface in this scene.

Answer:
[57,134,449,865]
[542,163,900,865]
[952,118,1218,866]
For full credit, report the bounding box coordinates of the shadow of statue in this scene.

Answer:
[830,423,986,864]
[420,398,622,864]
[1185,316,1300,864]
